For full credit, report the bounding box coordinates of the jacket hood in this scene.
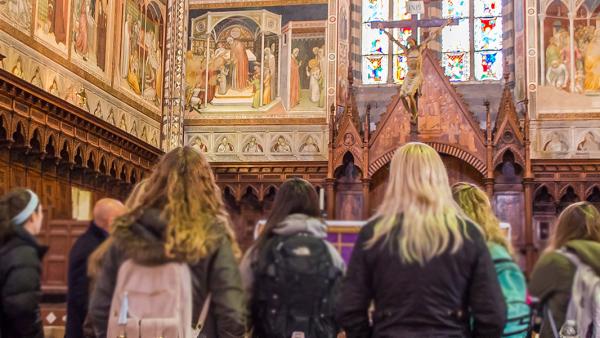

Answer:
[487,242,512,261]
[112,208,171,265]
[566,240,600,275]
[272,213,327,238]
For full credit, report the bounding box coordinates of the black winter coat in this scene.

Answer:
[336,218,507,338]
[88,208,246,338]
[66,222,108,338]
[0,228,47,338]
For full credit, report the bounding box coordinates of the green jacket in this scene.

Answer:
[529,240,600,338]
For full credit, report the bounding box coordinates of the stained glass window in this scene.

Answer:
[474,18,502,51]
[442,0,469,19]
[363,0,389,22]
[443,52,470,82]
[474,51,502,80]
[393,55,408,83]
[361,0,503,84]
[362,25,389,55]
[441,0,503,81]
[363,55,389,84]
[474,0,501,17]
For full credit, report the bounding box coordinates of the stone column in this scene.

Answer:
[161,0,188,151]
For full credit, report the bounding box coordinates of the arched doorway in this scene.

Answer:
[369,153,484,216]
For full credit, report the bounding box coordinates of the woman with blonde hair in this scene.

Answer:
[89,146,245,338]
[453,182,530,337]
[530,201,600,338]
[336,142,506,337]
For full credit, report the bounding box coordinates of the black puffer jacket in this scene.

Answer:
[0,228,47,338]
[88,208,246,338]
[336,218,507,338]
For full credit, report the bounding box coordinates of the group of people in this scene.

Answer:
[0,142,599,338]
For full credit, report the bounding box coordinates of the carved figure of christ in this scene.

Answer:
[369,17,456,134]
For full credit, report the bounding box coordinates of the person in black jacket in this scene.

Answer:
[336,142,507,338]
[65,198,126,338]
[0,188,46,338]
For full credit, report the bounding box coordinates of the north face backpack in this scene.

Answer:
[553,249,600,338]
[251,233,341,338]
[492,256,531,337]
[107,259,194,338]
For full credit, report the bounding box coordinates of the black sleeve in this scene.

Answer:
[207,238,247,338]
[468,228,507,338]
[0,246,44,338]
[335,224,374,338]
[66,244,91,338]
[88,243,123,338]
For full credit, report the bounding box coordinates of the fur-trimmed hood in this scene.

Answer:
[112,208,173,265]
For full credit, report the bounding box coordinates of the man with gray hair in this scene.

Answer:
[66,198,126,338]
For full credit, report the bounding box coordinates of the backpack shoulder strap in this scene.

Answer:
[555,248,584,269]
[194,293,212,332]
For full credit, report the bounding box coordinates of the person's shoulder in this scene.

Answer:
[1,238,39,267]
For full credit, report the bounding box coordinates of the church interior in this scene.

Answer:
[1,0,599,333]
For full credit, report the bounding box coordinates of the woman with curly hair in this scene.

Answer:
[89,146,245,338]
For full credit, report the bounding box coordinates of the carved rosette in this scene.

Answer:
[161,0,188,151]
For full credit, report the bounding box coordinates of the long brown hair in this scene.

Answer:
[113,146,239,262]
[0,188,39,243]
[255,178,320,251]
[549,201,600,250]
[452,182,513,254]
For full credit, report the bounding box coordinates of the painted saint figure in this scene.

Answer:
[299,136,320,153]
[307,58,321,103]
[243,137,264,153]
[546,60,568,89]
[263,65,272,105]
[266,46,277,99]
[74,0,89,58]
[216,137,234,153]
[230,37,249,90]
[577,132,600,151]
[121,14,131,78]
[272,136,292,153]
[51,0,68,44]
[543,132,569,152]
[290,48,302,108]
[11,57,23,78]
[584,28,600,91]
[251,65,261,108]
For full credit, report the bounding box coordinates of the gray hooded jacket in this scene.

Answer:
[239,213,345,296]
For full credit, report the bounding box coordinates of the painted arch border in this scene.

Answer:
[368,142,487,177]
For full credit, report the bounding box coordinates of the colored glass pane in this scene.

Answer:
[362,55,388,84]
[442,18,470,52]
[443,52,470,81]
[362,0,389,22]
[393,27,413,53]
[475,51,503,80]
[443,0,469,18]
[393,0,411,20]
[474,0,501,17]
[362,24,389,54]
[475,17,502,50]
[393,54,408,83]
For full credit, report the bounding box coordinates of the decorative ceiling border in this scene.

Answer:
[189,0,328,10]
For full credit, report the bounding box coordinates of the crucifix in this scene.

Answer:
[371,4,456,140]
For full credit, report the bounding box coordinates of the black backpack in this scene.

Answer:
[251,233,341,338]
